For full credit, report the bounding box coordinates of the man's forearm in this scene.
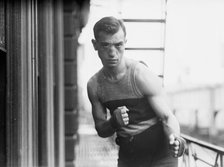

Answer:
[95,120,116,138]
[162,114,180,138]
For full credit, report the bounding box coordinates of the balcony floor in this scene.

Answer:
[75,124,118,167]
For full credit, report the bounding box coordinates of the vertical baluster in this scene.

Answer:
[220,154,223,167]
[214,153,219,167]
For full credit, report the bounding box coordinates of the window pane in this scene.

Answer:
[125,50,164,76]
[121,0,166,19]
[125,22,165,48]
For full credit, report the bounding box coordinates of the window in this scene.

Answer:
[120,0,167,78]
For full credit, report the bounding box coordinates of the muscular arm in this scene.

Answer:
[135,64,180,137]
[87,79,116,138]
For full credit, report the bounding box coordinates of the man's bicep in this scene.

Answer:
[91,100,107,122]
[135,64,172,118]
[135,63,163,97]
[147,94,171,119]
[87,81,97,104]
[87,83,107,124]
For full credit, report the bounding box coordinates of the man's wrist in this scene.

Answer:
[109,117,118,130]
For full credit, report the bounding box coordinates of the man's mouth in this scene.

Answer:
[107,59,118,63]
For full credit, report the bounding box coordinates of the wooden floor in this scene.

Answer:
[75,124,118,167]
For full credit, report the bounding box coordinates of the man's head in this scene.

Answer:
[93,16,126,41]
[92,16,127,69]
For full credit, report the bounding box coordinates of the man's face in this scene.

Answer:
[93,28,126,68]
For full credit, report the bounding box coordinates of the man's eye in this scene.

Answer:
[101,43,110,47]
[115,43,123,47]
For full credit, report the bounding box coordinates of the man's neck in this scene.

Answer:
[103,61,127,81]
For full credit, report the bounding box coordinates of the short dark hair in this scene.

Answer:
[93,16,126,40]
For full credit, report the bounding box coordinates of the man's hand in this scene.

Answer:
[110,106,129,129]
[169,134,186,158]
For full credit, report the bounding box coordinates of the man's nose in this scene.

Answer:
[108,45,116,55]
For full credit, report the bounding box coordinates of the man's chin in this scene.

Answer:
[107,63,118,68]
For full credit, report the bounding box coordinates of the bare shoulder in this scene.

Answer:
[125,58,137,68]
[87,73,100,102]
[135,62,160,80]
[134,62,163,96]
[87,75,97,90]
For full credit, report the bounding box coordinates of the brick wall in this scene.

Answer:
[63,1,89,166]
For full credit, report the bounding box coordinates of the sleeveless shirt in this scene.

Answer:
[96,59,158,137]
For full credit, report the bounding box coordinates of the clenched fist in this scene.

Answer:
[169,134,186,158]
[110,106,129,130]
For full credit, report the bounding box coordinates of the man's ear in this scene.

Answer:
[92,39,98,50]
[124,38,127,44]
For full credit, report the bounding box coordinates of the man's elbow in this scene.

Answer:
[95,127,110,138]
[97,131,108,138]
[160,114,169,124]
[160,112,177,123]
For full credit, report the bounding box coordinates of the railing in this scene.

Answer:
[181,134,224,167]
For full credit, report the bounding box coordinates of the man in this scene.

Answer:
[87,16,186,167]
